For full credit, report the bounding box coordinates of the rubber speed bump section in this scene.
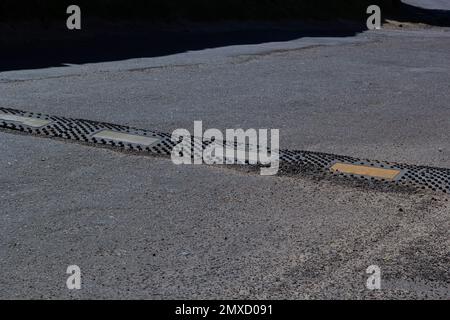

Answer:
[92,130,159,147]
[0,114,52,128]
[330,163,401,180]
[0,106,174,155]
[1,106,449,194]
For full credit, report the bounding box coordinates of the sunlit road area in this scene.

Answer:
[0,0,449,299]
[406,0,450,10]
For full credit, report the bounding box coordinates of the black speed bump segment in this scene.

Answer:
[1,107,449,194]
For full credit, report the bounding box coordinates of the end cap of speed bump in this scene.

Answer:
[1,107,449,194]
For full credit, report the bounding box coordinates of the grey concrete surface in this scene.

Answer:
[0,16,449,298]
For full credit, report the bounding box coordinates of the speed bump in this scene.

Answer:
[0,107,449,194]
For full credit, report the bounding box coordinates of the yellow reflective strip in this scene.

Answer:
[330,163,400,180]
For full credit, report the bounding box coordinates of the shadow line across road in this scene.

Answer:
[0,1,449,72]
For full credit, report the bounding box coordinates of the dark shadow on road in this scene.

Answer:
[389,2,450,26]
[0,21,366,72]
[0,1,449,73]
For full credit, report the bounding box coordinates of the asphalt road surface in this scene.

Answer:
[0,2,449,299]
[406,0,450,10]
